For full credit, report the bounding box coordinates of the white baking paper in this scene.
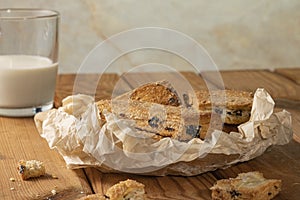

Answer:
[34,88,293,176]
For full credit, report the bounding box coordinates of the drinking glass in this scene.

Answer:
[0,9,59,117]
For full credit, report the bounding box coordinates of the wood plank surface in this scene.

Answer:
[55,73,121,108]
[2,70,299,200]
[202,70,300,101]
[0,118,91,200]
[275,68,300,84]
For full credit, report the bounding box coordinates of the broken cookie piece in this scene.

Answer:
[105,179,145,200]
[78,179,145,200]
[210,171,281,200]
[97,99,212,141]
[17,160,45,180]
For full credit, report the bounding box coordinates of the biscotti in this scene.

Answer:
[116,81,253,125]
[115,80,181,107]
[17,160,46,180]
[194,90,253,124]
[210,171,281,200]
[97,81,252,140]
[97,99,213,141]
[78,179,145,200]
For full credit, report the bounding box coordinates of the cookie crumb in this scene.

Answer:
[9,177,16,182]
[51,189,57,195]
[10,187,15,191]
[51,175,58,179]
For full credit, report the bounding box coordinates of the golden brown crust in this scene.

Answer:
[116,81,253,125]
[195,90,253,110]
[96,81,253,140]
[129,81,181,107]
[106,179,145,200]
[78,179,145,200]
[121,81,252,110]
[210,171,281,200]
[117,81,253,110]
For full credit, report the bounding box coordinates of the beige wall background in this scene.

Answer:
[1,0,300,73]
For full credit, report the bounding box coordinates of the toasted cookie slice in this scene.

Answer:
[115,81,252,125]
[17,160,46,180]
[117,81,252,125]
[210,171,281,200]
[193,90,253,125]
[96,100,212,141]
[115,80,181,106]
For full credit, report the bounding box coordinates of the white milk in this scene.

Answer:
[0,55,58,108]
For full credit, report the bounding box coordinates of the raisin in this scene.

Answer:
[268,192,272,196]
[186,125,201,138]
[19,165,25,174]
[148,116,160,128]
[165,127,175,132]
[119,113,125,117]
[214,107,223,115]
[168,97,177,105]
[166,88,180,105]
[183,93,192,107]
[230,190,241,198]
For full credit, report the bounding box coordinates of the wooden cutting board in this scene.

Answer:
[0,69,299,200]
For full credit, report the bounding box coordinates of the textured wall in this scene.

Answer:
[1,0,300,73]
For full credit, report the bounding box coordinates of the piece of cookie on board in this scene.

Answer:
[17,160,46,180]
[78,179,145,200]
[210,171,281,200]
[194,90,253,125]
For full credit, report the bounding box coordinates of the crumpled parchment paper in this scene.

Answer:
[34,88,293,176]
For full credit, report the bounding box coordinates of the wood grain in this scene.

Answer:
[0,117,90,200]
[202,70,300,101]
[275,68,300,84]
[2,70,299,200]
[55,73,120,108]
[84,167,216,200]
[212,140,300,200]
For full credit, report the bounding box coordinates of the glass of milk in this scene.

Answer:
[0,9,59,117]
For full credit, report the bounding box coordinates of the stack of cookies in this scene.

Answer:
[97,81,253,141]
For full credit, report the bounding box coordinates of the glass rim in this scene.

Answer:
[0,8,59,20]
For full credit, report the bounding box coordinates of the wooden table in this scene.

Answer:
[1,69,299,200]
